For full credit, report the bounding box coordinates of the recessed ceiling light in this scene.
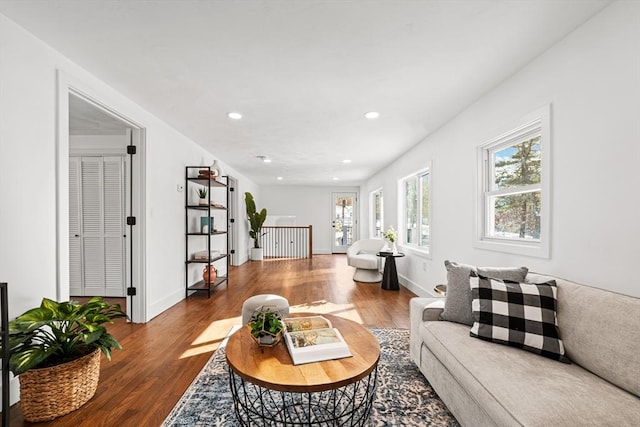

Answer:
[343,159,352,164]
[332,177,340,181]
[227,112,242,120]
[364,111,379,119]
[277,176,283,181]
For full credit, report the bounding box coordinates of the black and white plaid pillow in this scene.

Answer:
[470,275,569,362]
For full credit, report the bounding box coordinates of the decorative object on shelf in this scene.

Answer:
[198,169,216,179]
[245,191,267,260]
[197,187,208,205]
[210,159,223,178]
[200,216,215,234]
[203,265,218,284]
[193,249,220,260]
[249,307,284,347]
[382,226,398,254]
[4,297,127,422]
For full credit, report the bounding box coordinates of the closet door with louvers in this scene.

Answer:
[69,157,83,296]
[70,156,126,297]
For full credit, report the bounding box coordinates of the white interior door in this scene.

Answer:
[69,157,82,296]
[69,156,126,297]
[331,192,357,253]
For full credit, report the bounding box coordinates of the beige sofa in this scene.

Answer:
[410,273,640,426]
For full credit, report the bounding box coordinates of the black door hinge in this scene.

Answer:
[127,216,136,226]
[230,218,235,223]
[229,187,234,192]
[231,249,236,254]
[127,287,137,296]
[127,145,137,155]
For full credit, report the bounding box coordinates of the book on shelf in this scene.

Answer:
[283,316,352,365]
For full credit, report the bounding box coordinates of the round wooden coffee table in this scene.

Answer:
[226,314,380,426]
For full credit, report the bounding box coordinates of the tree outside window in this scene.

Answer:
[402,169,430,251]
[490,136,541,240]
[371,189,383,238]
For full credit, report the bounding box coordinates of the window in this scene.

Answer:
[476,106,550,258]
[401,167,431,253]
[370,188,383,238]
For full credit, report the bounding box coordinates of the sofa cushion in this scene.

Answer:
[470,276,567,362]
[527,273,640,396]
[419,321,640,426]
[440,260,528,326]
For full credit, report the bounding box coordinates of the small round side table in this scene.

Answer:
[376,252,405,291]
[434,284,447,296]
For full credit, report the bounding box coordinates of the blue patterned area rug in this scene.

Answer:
[163,328,459,426]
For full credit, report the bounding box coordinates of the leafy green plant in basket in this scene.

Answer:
[4,296,128,375]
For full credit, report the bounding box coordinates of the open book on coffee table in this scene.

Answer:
[283,316,353,365]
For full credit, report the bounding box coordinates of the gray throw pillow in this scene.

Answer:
[439,260,528,326]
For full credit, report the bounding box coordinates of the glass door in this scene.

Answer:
[331,192,357,253]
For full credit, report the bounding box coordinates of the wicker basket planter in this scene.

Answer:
[19,348,101,422]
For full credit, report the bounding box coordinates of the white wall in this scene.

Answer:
[259,185,360,254]
[0,12,257,400]
[362,1,640,298]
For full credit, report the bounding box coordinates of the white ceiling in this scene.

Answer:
[69,94,129,136]
[0,0,610,185]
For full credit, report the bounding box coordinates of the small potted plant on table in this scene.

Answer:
[249,308,284,347]
[2,297,127,422]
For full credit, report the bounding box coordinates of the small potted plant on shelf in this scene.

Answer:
[249,308,284,347]
[197,187,208,205]
[2,297,127,422]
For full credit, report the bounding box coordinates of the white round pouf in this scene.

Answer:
[242,294,290,325]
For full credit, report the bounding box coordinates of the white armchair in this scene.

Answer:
[346,239,385,282]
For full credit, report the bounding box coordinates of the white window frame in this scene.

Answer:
[475,105,551,258]
[399,164,432,257]
[370,187,383,238]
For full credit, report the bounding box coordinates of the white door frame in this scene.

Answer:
[227,176,240,266]
[56,70,147,323]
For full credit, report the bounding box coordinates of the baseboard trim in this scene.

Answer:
[148,288,184,321]
[398,274,438,297]
[5,375,20,406]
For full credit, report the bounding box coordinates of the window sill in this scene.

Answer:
[474,238,549,259]
[398,244,432,259]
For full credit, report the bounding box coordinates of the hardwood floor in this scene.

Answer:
[9,255,417,426]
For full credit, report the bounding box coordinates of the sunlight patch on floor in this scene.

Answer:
[290,300,362,323]
[179,316,242,359]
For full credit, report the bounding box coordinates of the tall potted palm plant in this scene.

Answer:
[2,297,127,422]
[245,191,267,260]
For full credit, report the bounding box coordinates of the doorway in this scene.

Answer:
[331,192,357,253]
[68,95,131,302]
[57,74,146,323]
